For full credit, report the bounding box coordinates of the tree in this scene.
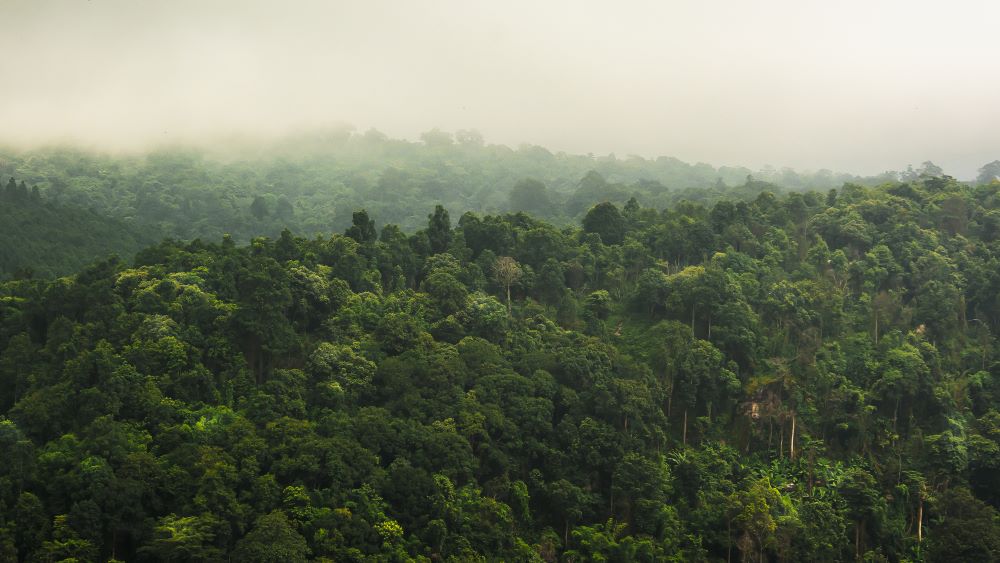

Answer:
[250,195,270,220]
[422,270,469,316]
[545,479,593,546]
[233,510,310,563]
[455,129,484,147]
[918,161,944,178]
[569,170,622,215]
[459,294,508,341]
[674,338,738,444]
[307,342,376,402]
[977,160,1000,184]
[345,209,377,243]
[611,452,672,534]
[492,256,522,315]
[509,178,552,215]
[582,202,626,245]
[14,492,48,561]
[837,466,884,560]
[565,518,659,562]
[0,333,35,411]
[731,477,788,562]
[427,205,452,254]
[139,513,222,562]
[584,290,612,321]
[926,487,1000,562]
[275,196,294,221]
[420,128,454,147]
[35,514,98,563]
[230,256,294,383]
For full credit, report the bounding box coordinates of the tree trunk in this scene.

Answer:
[257,348,264,385]
[610,478,615,516]
[807,453,815,494]
[683,409,688,446]
[768,419,773,453]
[893,398,899,436]
[874,310,878,344]
[855,521,861,560]
[917,495,923,543]
[779,422,784,459]
[790,412,796,460]
[727,519,732,563]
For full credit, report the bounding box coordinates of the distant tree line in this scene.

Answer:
[2,172,1000,560]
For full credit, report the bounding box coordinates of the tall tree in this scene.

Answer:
[492,256,522,315]
[583,202,626,245]
[427,205,452,254]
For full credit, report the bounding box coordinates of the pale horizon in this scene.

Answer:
[2,0,998,179]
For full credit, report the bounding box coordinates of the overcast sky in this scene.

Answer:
[1,0,998,178]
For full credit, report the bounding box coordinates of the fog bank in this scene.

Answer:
[2,0,998,179]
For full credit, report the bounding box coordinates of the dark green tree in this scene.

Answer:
[582,202,626,245]
[233,510,310,563]
[427,205,452,254]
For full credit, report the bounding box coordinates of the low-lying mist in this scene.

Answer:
[3,1,999,179]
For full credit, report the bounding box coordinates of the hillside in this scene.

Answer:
[1,131,882,244]
[0,178,152,279]
[2,175,1000,561]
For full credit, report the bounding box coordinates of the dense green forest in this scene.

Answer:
[3,166,1000,561]
[1,131,969,279]
[0,130,907,251]
[0,178,152,279]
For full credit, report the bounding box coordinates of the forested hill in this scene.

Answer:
[3,175,1000,561]
[1,131,892,246]
[0,177,152,279]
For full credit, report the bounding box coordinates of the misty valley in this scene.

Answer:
[1,132,1000,562]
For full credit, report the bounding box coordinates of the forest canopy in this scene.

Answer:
[0,131,903,238]
[3,167,1000,561]
[0,131,968,279]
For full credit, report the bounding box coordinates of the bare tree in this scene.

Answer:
[493,256,523,315]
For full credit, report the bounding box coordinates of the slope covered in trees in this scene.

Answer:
[0,177,152,279]
[3,175,1000,561]
[1,130,895,248]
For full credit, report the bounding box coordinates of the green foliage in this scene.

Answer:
[583,202,626,246]
[233,510,310,563]
[926,487,1000,562]
[0,138,893,280]
[0,179,150,278]
[139,513,223,562]
[3,172,1000,561]
[509,178,553,216]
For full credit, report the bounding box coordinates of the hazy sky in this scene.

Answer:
[2,0,998,178]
